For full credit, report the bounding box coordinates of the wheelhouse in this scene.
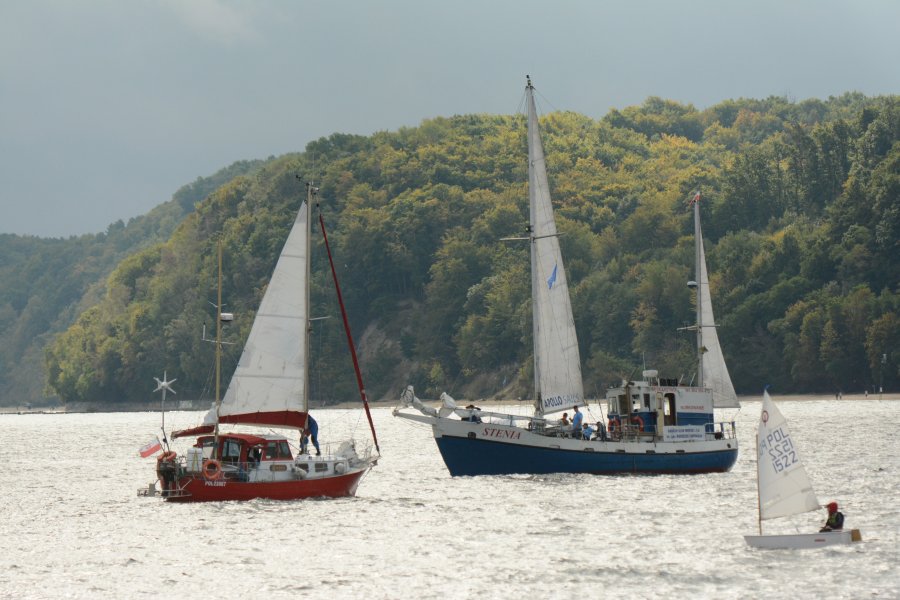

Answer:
[605,370,722,440]
[193,433,294,464]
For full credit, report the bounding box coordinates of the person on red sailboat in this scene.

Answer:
[301,415,321,456]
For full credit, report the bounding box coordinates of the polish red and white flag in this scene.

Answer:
[139,438,162,458]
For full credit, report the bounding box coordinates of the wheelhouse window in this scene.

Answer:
[276,441,292,459]
[199,438,216,459]
[264,442,277,460]
[223,439,242,463]
[264,441,293,460]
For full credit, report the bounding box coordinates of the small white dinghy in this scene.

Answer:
[744,390,862,549]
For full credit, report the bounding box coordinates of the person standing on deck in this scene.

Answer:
[301,415,321,456]
[571,406,584,437]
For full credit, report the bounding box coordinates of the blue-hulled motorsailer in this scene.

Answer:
[393,77,738,476]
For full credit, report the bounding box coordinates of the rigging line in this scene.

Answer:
[533,86,562,118]
[316,205,381,454]
[584,406,601,423]
[515,88,527,118]
[350,408,365,439]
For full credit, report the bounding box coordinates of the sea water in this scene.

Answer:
[1,398,898,599]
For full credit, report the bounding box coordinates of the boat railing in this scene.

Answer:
[173,451,376,481]
[473,412,603,438]
[467,410,547,428]
[451,409,737,443]
[601,420,738,442]
[297,438,378,464]
[611,423,653,441]
[347,439,377,462]
[707,421,737,440]
[539,423,573,437]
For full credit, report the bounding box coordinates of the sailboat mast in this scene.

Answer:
[304,184,314,428]
[693,195,704,388]
[523,75,584,417]
[160,377,166,446]
[213,240,223,452]
[526,76,542,415]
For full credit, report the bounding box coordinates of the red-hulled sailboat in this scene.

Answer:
[142,183,379,502]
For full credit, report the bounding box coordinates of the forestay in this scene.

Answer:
[526,80,584,415]
[693,199,739,408]
[757,390,820,520]
[218,201,310,429]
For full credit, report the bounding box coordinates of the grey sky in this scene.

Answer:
[1,0,898,237]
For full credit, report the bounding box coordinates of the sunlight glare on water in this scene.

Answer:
[1,398,898,599]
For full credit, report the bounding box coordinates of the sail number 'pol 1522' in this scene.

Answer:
[761,427,799,473]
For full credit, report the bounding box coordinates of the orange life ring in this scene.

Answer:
[203,459,222,481]
[631,415,645,431]
[157,450,177,463]
[608,418,619,433]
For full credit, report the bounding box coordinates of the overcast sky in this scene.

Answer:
[1,1,898,237]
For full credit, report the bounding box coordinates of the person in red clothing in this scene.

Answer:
[820,502,845,532]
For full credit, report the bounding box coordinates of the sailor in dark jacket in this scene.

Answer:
[820,501,845,532]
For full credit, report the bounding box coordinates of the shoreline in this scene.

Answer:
[2,391,897,415]
[325,391,899,410]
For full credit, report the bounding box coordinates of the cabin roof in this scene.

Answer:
[197,433,286,446]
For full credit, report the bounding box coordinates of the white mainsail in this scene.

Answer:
[693,197,739,408]
[756,390,820,521]
[218,201,310,428]
[526,78,584,415]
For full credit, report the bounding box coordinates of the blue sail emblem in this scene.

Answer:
[547,263,558,289]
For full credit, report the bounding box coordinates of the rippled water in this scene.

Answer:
[1,398,898,599]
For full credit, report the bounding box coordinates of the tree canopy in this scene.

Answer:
[23,92,900,406]
[0,160,264,405]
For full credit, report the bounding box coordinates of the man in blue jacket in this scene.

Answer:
[301,415,321,456]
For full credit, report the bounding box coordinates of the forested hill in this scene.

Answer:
[40,92,900,407]
[0,160,264,406]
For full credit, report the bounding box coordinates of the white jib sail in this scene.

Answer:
[694,200,739,408]
[526,80,584,415]
[220,201,310,423]
[757,390,820,521]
